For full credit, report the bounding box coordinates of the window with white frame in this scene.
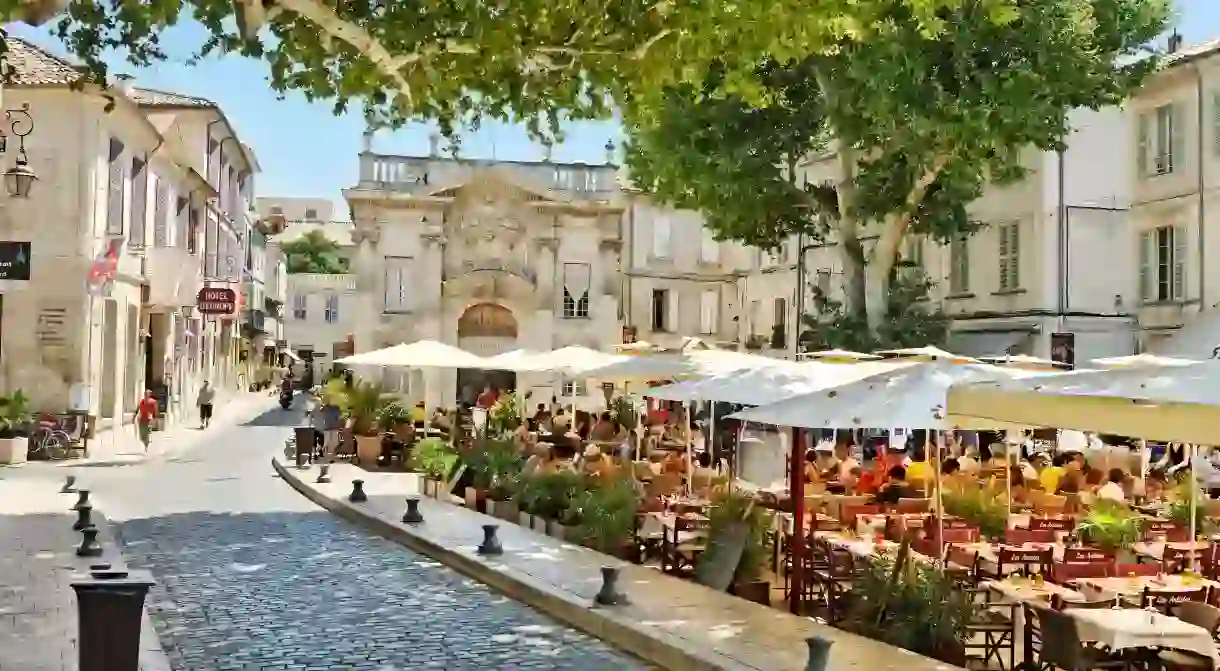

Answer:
[1138,104,1181,177]
[561,379,587,396]
[292,294,307,320]
[772,297,787,347]
[383,256,413,313]
[700,231,720,264]
[901,235,924,276]
[1140,225,1187,303]
[651,288,670,331]
[304,208,318,220]
[562,262,591,318]
[949,235,970,294]
[997,222,1020,291]
[324,294,339,323]
[652,216,672,259]
[699,289,719,334]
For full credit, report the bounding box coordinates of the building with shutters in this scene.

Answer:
[0,38,267,425]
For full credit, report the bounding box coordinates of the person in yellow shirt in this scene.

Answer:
[1038,453,1067,494]
[905,446,933,487]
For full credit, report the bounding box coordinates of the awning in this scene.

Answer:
[948,330,1033,358]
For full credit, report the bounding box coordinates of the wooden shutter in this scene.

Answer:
[667,288,680,332]
[1136,113,1149,178]
[1138,230,1152,302]
[206,136,220,187]
[175,197,188,248]
[106,138,125,236]
[204,217,218,277]
[128,155,147,247]
[1213,92,1220,158]
[152,176,169,247]
[1172,224,1188,301]
[1171,104,1185,173]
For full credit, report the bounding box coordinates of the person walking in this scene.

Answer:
[135,390,158,452]
[196,380,215,429]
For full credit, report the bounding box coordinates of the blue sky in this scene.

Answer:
[12,0,1220,215]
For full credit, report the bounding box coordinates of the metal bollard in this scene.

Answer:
[61,475,78,493]
[593,566,627,606]
[71,568,156,671]
[401,497,423,524]
[477,524,503,555]
[316,463,331,484]
[72,504,94,532]
[76,526,103,557]
[348,479,367,503]
[805,636,833,671]
[71,489,91,511]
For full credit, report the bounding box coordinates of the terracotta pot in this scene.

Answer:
[354,434,381,465]
[517,511,533,528]
[422,478,437,498]
[489,499,518,522]
[545,518,564,538]
[464,487,487,513]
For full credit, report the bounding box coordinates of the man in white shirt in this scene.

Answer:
[1096,468,1128,503]
[834,442,859,482]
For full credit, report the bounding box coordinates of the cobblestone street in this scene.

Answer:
[48,401,651,670]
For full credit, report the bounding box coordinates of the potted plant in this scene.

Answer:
[346,381,393,465]
[409,437,457,497]
[463,436,520,514]
[558,491,586,542]
[744,334,765,351]
[698,487,775,605]
[609,396,637,433]
[846,550,975,665]
[0,390,33,465]
[1075,499,1142,561]
[487,394,521,436]
[514,472,541,528]
[378,402,412,440]
[1167,479,1212,538]
[574,475,639,557]
[533,470,583,535]
[941,487,1008,541]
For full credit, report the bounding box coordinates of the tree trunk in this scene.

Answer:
[836,224,868,319]
[864,265,891,330]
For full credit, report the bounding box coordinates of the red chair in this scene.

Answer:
[1111,563,1160,577]
[992,547,1054,578]
[1163,544,1209,574]
[938,527,980,543]
[840,504,882,529]
[926,514,970,530]
[1029,517,1075,532]
[1143,519,1182,540]
[1050,562,1110,584]
[1063,547,1113,564]
[1005,528,1055,545]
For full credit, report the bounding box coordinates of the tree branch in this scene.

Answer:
[868,153,951,275]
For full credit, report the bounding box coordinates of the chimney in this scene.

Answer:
[361,129,374,153]
[428,132,440,157]
[114,73,135,95]
[604,140,616,165]
[1168,31,1183,54]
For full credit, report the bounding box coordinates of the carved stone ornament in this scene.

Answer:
[535,237,559,252]
[421,232,446,247]
[351,226,381,245]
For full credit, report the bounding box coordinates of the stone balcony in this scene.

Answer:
[287,273,357,293]
[355,152,619,199]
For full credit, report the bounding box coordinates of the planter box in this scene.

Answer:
[532,516,551,533]
[354,434,381,465]
[559,524,581,543]
[729,580,772,606]
[422,478,438,498]
[488,500,518,522]
[0,437,27,465]
[464,488,487,513]
[545,518,564,538]
[517,511,533,529]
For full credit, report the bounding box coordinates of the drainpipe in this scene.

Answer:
[623,200,633,326]
[1196,63,1207,310]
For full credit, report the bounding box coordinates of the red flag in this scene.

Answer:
[86,238,122,294]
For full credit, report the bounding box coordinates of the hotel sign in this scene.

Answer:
[196,287,237,315]
[0,241,31,281]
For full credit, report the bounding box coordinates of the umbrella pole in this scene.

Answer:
[935,430,946,560]
[789,425,805,614]
[1006,440,1012,519]
[1190,443,1199,569]
[686,403,693,496]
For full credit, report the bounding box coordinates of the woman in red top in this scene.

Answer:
[135,390,158,451]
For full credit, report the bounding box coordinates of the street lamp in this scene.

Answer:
[1,103,36,198]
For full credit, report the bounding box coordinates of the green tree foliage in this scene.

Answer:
[801,268,951,353]
[5,0,1054,141]
[626,0,1168,331]
[281,230,349,274]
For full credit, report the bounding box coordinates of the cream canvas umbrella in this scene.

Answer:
[875,345,979,363]
[980,354,1066,371]
[333,339,490,369]
[800,348,882,362]
[1090,353,1198,369]
[480,348,553,372]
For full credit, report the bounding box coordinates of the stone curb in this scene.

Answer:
[273,456,758,671]
[91,510,172,671]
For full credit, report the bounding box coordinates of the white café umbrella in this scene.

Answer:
[875,345,980,363]
[800,348,882,362]
[946,360,1220,445]
[980,354,1066,370]
[333,339,490,369]
[647,360,909,406]
[480,348,554,372]
[1090,353,1198,369]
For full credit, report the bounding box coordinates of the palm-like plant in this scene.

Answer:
[345,381,393,435]
[0,389,33,438]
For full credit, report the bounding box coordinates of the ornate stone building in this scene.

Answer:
[344,136,625,408]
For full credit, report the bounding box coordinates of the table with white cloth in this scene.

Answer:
[1071,608,1220,668]
[1078,575,1220,601]
[984,578,1086,664]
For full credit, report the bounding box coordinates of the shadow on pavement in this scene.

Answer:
[240,404,305,428]
[114,509,647,671]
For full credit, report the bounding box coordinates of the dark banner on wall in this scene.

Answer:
[1050,332,1076,369]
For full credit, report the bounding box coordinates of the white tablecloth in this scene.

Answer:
[1072,608,1220,667]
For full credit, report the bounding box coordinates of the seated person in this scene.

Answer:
[1007,466,1029,504]
[1096,467,1128,503]
[589,411,620,442]
[873,466,917,504]
[411,401,427,426]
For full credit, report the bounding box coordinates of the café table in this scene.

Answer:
[1071,608,1220,668]
[1134,540,1212,561]
[1077,574,1220,600]
[985,577,1086,664]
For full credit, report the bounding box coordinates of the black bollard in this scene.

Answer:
[477,524,503,555]
[72,489,91,511]
[401,497,423,524]
[805,636,833,671]
[316,464,331,484]
[72,568,156,671]
[61,475,77,493]
[348,479,367,503]
[76,526,103,558]
[72,504,94,532]
[593,566,628,606]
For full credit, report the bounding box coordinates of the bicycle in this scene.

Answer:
[28,419,72,460]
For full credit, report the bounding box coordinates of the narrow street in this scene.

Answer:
[79,401,650,670]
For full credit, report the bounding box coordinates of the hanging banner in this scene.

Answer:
[86,237,123,296]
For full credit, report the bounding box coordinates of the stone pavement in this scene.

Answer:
[276,456,965,671]
[0,475,169,671]
[31,400,658,670]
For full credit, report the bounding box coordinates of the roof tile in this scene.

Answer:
[6,37,80,86]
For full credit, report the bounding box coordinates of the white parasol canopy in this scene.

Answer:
[542,345,624,375]
[947,360,1220,444]
[333,339,489,369]
[480,348,554,372]
[979,354,1066,370]
[646,360,911,406]
[1090,353,1198,369]
[727,360,1041,429]
[1151,309,1220,360]
[582,350,761,383]
[799,348,882,362]
[875,345,979,363]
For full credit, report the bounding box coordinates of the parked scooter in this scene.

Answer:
[279,380,293,410]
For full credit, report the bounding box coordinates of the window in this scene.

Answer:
[1138,104,1182,177]
[772,297,787,348]
[901,235,923,276]
[128,155,147,247]
[152,176,169,247]
[1140,225,1187,303]
[997,222,1020,291]
[699,289,719,334]
[652,217,671,259]
[292,294,307,320]
[324,294,339,323]
[561,379,587,396]
[304,208,318,220]
[815,269,833,294]
[106,137,125,236]
[1212,91,1220,157]
[949,235,970,294]
[700,231,720,264]
[651,288,669,331]
[562,262,591,318]
[383,256,414,313]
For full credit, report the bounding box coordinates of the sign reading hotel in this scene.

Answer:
[196,287,237,315]
[0,241,31,281]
